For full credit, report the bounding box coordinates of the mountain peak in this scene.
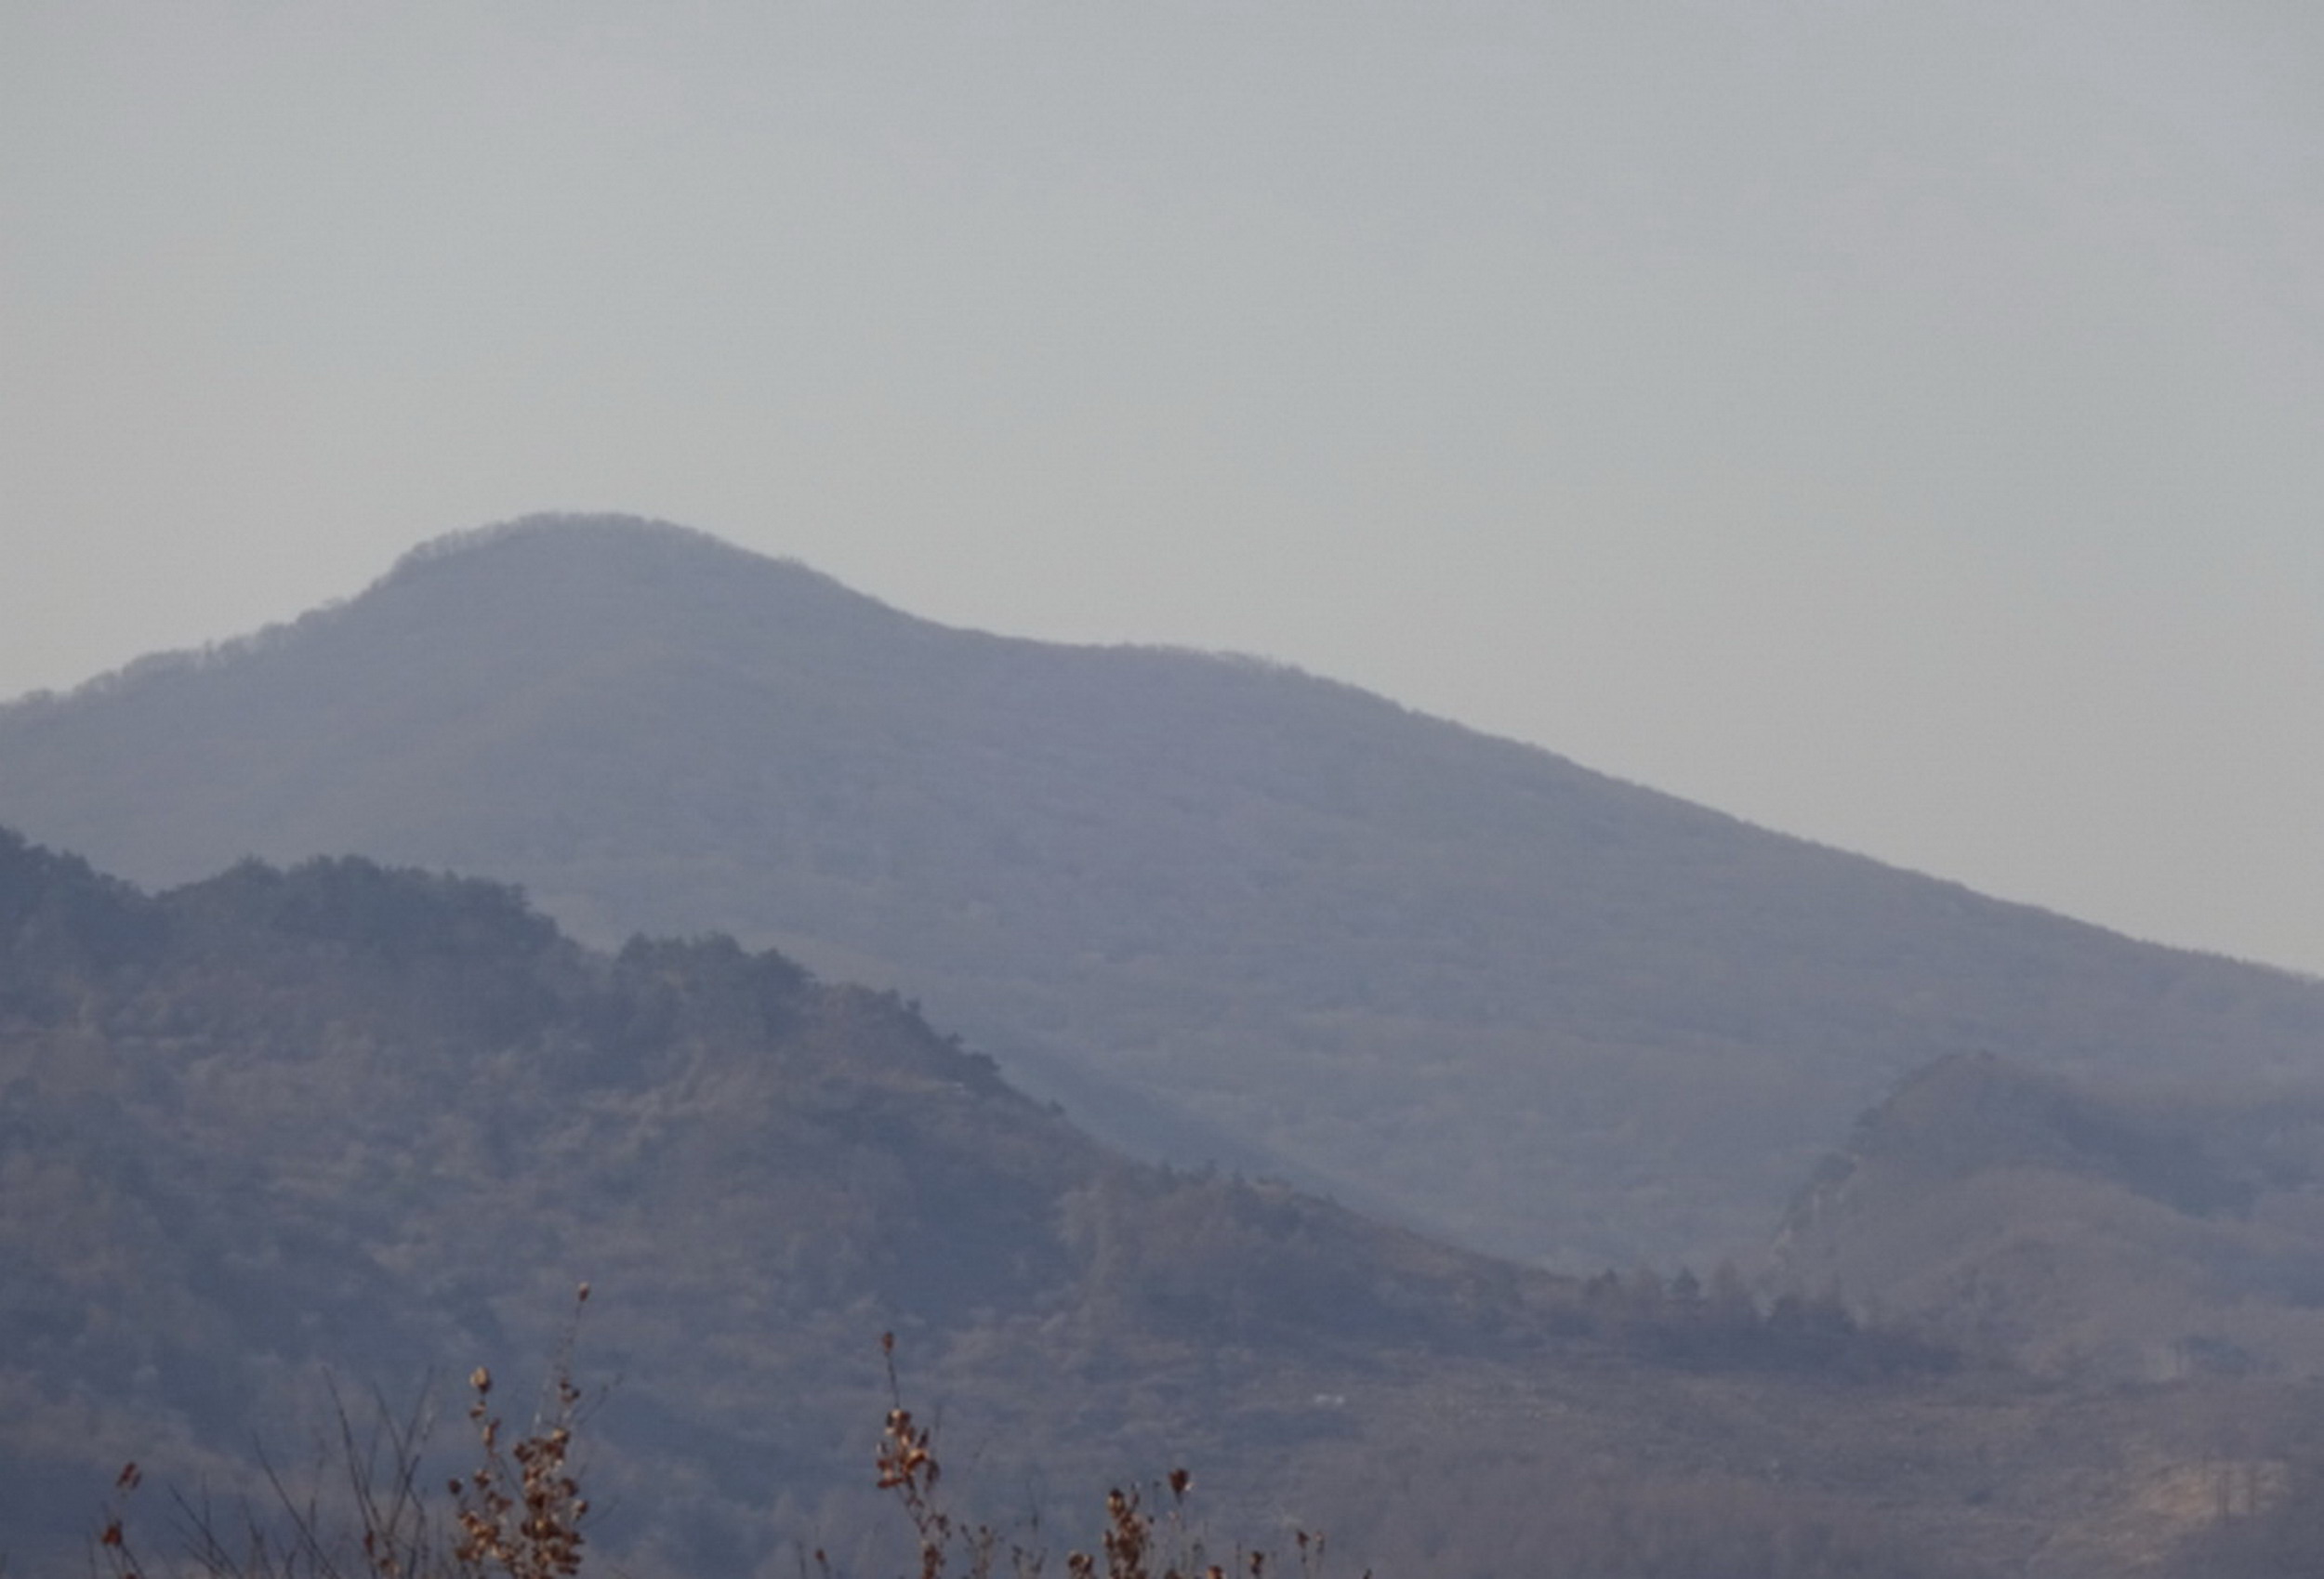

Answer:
[376,511,882,614]
[325,512,931,682]
[387,511,758,580]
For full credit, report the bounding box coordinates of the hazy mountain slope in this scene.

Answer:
[5,515,2322,1266]
[0,830,2296,1579]
[0,830,1538,1572]
[1771,1053,2324,1380]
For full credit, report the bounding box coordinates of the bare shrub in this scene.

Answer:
[92,1294,593,1579]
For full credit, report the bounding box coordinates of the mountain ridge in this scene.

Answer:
[6,513,2322,1266]
[7,824,2303,1579]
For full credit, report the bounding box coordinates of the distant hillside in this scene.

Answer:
[1771,1052,2324,1380]
[0,830,2297,1579]
[6,514,2323,1266]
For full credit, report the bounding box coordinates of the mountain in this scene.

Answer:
[1772,1052,2324,1381]
[0,829,1525,1572]
[5,513,2322,1267]
[0,829,2304,1579]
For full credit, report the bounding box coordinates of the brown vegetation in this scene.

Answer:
[14,832,2324,1579]
[91,1326,1353,1579]
[92,1308,594,1579]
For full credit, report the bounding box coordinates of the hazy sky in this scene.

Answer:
[5,2,2319,976]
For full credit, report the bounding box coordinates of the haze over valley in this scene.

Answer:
[7,4,2321,1572]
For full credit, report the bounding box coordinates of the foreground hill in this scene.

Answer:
[1,829,2307,1578]
[5,515,2322,1265]
[0,829,1522,1571]
[1773,1052,2324,1382]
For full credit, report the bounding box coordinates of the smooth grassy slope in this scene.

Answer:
[5,514,2323,1266]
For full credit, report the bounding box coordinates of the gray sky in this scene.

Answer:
[5,1,2320,976]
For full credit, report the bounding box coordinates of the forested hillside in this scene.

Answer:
[4,516,2322,1267]
[0,828,1532,1570]
[4,829,2298,1577]
[1774,1052,2324,1380]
